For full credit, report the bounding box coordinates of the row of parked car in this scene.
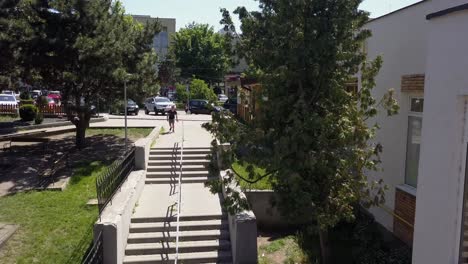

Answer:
[0,90,62,107]
[141,96,237,115]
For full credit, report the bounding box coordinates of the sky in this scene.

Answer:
[120,0,421,31]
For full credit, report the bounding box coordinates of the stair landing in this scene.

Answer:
[132,183,224,220]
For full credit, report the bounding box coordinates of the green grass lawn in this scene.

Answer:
[87,127,153,141]
[0,161,106,263]
[232,161,273,190]
[0,114,19,122]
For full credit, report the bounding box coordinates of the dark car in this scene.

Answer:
[110,99,139,115]
[186,99,222,115]
[223,98,237,114]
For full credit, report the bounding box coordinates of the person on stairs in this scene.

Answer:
[167,105,178,132]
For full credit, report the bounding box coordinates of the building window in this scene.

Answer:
[405,97,424,188]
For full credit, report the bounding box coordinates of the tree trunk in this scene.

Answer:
[73,110,91,149]
[319,228,331,264]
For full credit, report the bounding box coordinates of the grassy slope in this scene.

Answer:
[0,128,152,263]
[0,161,105,263]
[87,127,153,140]
[232,161,273,190]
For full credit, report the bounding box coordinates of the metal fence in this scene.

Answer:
[0,103,67,117]
[81,231,103,264]
[96,147,136,215]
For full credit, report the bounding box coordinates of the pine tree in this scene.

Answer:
[1,0,160,148]
[205,1,399,263]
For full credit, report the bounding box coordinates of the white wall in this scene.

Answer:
[413,8,468,264]
[363,1,432,231]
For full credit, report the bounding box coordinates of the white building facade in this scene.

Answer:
[363,1,468,263]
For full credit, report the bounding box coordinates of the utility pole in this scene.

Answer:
[124,79,128,152]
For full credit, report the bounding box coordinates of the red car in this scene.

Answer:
[47,91,61,105]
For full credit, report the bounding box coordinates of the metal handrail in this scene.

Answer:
[175,121,184,264]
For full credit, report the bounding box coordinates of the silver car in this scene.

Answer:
[144,97,175,115]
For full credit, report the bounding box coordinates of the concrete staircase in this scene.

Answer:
[146,148,215,185]
[124,147,232,264]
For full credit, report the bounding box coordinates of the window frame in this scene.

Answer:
[404,95,424,188]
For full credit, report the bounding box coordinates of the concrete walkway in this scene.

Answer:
[124,119,231,263]
[133,120,221,219]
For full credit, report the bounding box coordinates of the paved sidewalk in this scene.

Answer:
[155,120,213,148]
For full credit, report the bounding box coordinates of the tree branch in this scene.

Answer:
[230,165,276,184]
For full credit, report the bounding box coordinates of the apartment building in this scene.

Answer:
[362,1,468,263]
[132,15,176,61]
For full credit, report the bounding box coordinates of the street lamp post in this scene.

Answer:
[124,79,128,152]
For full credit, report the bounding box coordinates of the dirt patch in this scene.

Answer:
[257,230,309,264]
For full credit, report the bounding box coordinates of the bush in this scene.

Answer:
[20,99,35,105]
[190,79,217,102]
[34,113,44,125]
[109,100,124,114]
[175,83,188,102]
[36,96,49,110]
[176,79,217,103]
[20,91,31,100]
[19,104,38,121]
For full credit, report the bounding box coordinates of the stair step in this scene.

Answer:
[147,159,210,166]
[151,147,211,150]
[131,214,227,223]
[150,149,211,155]
[146,171,210,178]
[127,230,230,243]
[130,220,228,233]
[149,154,210,160]
[125,240,231,255]
[123,250,232,264]
[147,165,207,172]
[145,177,217,184]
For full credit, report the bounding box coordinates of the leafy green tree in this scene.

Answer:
[189,78,217,102]
[172,23,232,83]
[175,83,188,102]
[158,55,179,88]
[1,0,159,148]
[204,1,399,263]
[175,79,217,103]
[0,0,39,88]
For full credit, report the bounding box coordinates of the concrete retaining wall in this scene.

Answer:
[94,170,145,264]
[217,143,258,264]
[244,190,288,229]
[244,190,308,229]
[134,126,159,170]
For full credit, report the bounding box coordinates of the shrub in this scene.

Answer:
[176,79,217,103]
[190,79,217,102]
[36,96,49,110]
[20,91,31,100]
[19,104,38,121]
[175,83,188,102]
[20,99,35,105]
[34,113,44,125]
[110,100,124,114]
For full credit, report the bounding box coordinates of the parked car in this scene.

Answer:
[110,99,139,115]
[144,96,175,115]
[31,90,42,99]
[223,98,237,114]
[47,91,61,104]
[1,90,14,95]
[186,99,222,115]
[167,91,176,101]
[46,97,56,107]
[218,94,228,103]
[0,94,18,107]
